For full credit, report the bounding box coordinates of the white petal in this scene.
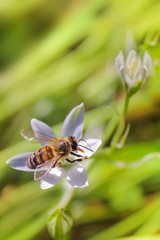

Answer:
[143,51,152,74]
[132,57,142,82]
[65,163,88,188]
[126,50,137,69]
[40,167,64,189]
[115,51,124,72]
[138,72,143,81]
[78,138,102,158]
[115,51,125,83]
[125,74,134,87]
[61,103,84,141]
[6,152,34,172]
[31,118,57,146]
[141,52,152,83]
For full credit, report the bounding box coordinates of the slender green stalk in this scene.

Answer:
[123,94,130,119]
[49,185,75,215]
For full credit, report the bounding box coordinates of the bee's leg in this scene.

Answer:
[56,162,63,167]
[65,158,73,163]
[73,159,83,162]
[65,158,83,163]
[65,157,87,163]
[71,151,88,160]
[70,152,83,158]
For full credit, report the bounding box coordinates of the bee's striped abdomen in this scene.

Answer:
[27,146,54,169]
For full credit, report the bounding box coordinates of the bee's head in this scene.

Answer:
[68,136,78,151]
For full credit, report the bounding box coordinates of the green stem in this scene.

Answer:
[57,185,75,209]
[123,94,130,119]
[49,185,75,216]
[49,159,94,214]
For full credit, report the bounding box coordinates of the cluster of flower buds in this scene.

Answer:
[115,50,152,96]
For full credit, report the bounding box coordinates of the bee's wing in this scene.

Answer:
[34,155,61,181]
[20,129,57,145]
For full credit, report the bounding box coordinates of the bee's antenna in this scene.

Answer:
[78,139,94,152]
[78,138,88,143]
[78,144,94,152]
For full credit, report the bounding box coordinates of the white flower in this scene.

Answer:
[115,50,152,96]
[6,103,102,190]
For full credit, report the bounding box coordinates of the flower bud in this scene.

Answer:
[48,208,73,240]
[115,50,152,96]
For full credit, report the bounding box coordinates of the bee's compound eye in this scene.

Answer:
[72,141,78,151]
[69,136,78,151]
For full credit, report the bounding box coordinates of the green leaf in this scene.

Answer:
[110,236,160,240]
[109,140,160,164]
[48,208,73,240]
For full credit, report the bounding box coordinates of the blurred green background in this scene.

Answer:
[1,0,160,239]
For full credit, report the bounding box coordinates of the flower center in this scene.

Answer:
[130,58,137,71]
[127,58,137,78]
[57,157,73,168]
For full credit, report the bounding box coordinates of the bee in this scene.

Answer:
[20,129,92,181]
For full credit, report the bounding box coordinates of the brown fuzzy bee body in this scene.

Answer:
[27,146,54,169]
[27,137,78,169]
[52,138,71,157]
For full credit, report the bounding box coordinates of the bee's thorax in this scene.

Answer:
[52,138,71,157]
